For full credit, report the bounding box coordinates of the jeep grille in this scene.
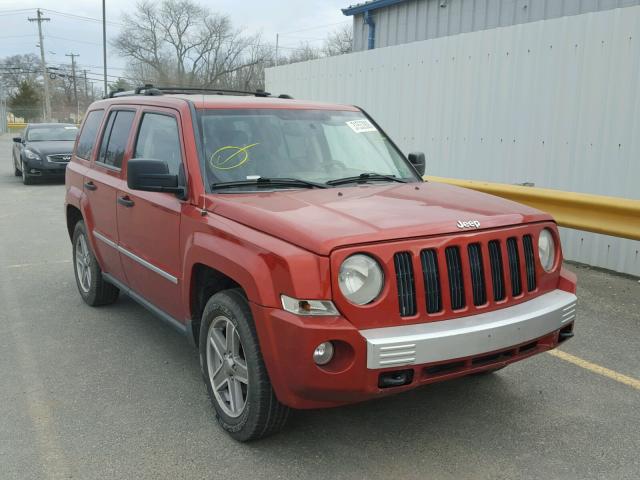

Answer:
[393,234,537,317]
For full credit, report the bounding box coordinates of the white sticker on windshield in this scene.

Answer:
[346,119,377,133]
[64,126,78,130]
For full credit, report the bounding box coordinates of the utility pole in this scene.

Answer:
[82,69,89,103]
[28,9,51,121]
[275,33,279,67]
[66,53,80,120]
[102,0,108,97]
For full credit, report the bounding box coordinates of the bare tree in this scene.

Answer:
[323,24,353,56]
[113,0,268,90]
[0,54,41,91]
[283,43,323,65]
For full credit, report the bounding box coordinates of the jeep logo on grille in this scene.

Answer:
[457,220,481,229]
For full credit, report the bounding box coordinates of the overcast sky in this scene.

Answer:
[0,0,351,91]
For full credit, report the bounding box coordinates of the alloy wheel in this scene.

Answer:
[206,315,249,418]
[75,234,92,293]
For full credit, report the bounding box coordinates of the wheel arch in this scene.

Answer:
[188,263,246,345]
[66,204,84,239]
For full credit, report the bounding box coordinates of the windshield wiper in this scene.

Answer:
[325,172,408,186]
[211,177,328,191]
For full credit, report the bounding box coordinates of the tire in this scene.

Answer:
[21,161,34,185]
[199,289,289,442]
[72,220,119,306]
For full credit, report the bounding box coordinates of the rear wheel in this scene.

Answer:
[199,289,289,441]
[72,220,119,306]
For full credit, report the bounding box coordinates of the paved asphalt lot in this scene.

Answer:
[0,134,639,479]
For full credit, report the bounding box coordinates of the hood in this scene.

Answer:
[206,182,551,255]
[25,140,75,156]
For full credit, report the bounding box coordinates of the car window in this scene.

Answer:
[97,110,135,169]
[76,110,104,160]
[134,113,182,175]
[198,109,414,186]
[27,125,78,142]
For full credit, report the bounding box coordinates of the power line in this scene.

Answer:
[41,8,122,26]
[47,35,102,46]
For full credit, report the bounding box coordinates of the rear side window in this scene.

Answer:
[76,110,104,160]
[134,113,182,175]
[97,110,135,169]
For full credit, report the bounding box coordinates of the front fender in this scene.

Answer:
[180,206,332,316]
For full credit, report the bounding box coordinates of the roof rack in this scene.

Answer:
[108,84,293,99]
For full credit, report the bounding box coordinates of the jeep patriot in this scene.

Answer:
[65,86,577,441]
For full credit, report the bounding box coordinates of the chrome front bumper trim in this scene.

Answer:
[361,290,577,369]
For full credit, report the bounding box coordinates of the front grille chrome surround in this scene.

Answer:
[47,153,72,163]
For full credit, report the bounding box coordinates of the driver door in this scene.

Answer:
[116,108,187,321]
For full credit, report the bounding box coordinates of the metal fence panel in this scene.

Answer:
[352,0,640,51]
[267,6,640,276]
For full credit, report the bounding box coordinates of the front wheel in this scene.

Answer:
[199,289,289,441]
[72,220,119,306]
[21,161,34,185]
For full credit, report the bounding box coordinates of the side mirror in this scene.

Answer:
[127,158,185,197]
[12,136,22,143]
[408,152,426,176]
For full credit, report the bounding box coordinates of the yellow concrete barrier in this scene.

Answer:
[425,176,640,241]
[8,123,27,133]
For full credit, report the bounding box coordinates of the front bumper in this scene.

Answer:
[253,289,576,410]
[23,158,68,176]
[362,290,576,369]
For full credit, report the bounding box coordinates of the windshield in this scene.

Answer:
[27,125,78,142]
[197,108,417,190]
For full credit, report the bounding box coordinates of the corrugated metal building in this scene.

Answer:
[345,0,640,51]
[267,4,640,276]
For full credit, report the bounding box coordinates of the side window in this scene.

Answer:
[134,113,182,175]
[76,110,104,160]
[97,110,135,169]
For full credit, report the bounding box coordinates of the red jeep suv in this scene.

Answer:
[65,86,577,441]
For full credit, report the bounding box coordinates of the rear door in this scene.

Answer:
[116,108,186,320]
[86,108,137,284]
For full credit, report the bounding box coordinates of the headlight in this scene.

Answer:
[23,148,40,160]
[338,254,384,305]
[538,229,556,272]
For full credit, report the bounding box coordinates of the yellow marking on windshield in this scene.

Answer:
[210,143,259,170]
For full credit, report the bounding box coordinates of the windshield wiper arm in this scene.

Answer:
[211,177,328,191]
[325,173,408,186]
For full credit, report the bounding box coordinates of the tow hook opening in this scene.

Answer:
[378,369,414,388]
[558,323,574,343]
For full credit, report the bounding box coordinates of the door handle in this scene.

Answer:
[117,195,135,208]
[84,181,97,191]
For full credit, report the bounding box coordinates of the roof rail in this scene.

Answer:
[106,84,293,99]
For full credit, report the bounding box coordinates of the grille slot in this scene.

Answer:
[394,252,417,317]
[420,249,442,313]
[445,246,465,310]
[488,240,505,301]
[47,154,72,163]
[506,237,522,296]
[467,243,487,306]
[522,234,537,291]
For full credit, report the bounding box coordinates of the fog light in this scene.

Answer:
[313,342,334,366]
